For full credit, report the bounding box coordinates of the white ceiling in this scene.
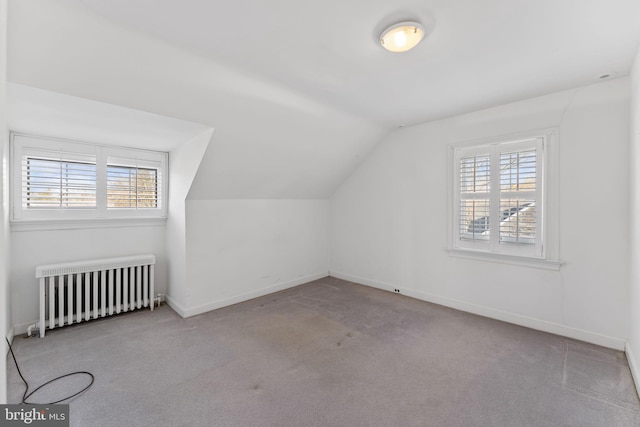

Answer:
[80,0,640,126]
[7,83,211,152]
[7,0,640,199]
[7,0,388,199]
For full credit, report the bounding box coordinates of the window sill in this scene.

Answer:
[448,249,562,271]
[10,217,167,232]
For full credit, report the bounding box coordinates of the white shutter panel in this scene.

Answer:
[12,133,169,221]
[496,138,543,257]
[21,150,97,211]
[107,156,162,211]
[453,134,545,258]
[459,154,491,242]
[498,148,536,244]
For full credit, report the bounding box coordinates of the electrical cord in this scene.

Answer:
[5,337,95,405]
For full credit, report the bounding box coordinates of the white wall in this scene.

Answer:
[5,0,385,326]
[0,0,9,405]
[331,78,630,350]
[628,47,640,390]
[10,225,167,334]
[166,129,212,309]
[5,86,211,335]
[169,199,329,317]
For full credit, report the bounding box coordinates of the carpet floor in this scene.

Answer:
[6,276,640,426]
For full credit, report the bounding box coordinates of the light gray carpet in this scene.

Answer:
[6,277,640,426]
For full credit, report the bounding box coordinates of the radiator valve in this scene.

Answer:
[26,323,40,337]
[154,293,166,307]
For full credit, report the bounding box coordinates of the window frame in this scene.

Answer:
[11,133,168,226]
[448,128,561,270]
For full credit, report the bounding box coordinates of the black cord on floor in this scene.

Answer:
[5,337,95,405]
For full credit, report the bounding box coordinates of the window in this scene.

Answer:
[107,164,158,209]
[11,133,167,222]
[24,156,97,210]
[450,129,559,267]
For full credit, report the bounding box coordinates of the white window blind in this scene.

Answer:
[107,165,158,209]
[459,153,490,242]
[106,155,163,210]
[452,135,545,258]
[499,148,537,245]
[22,152,97,210]
[11,133,168,222]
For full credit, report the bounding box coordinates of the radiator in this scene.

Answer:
[34,254,156,337]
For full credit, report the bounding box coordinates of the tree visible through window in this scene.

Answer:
[25,157,97,210]
[12,133,167,221]
[107,166,158,209]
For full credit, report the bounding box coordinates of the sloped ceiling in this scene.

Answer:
[7,83,210,152]
[7,0,386,199]
[80,0,640,126]
[7,0,640,198]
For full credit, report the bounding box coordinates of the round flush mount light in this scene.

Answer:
[380,21,425,53]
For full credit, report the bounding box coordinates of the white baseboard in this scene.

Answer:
[165,295,188,318]
[170,271,329,318]
[626,343,640,399]
[330,271,395,293]
[12,321,36,337]
[330,270,626,351]
[12,272,330,331]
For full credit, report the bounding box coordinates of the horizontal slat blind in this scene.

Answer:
[107,165,159,209]
[22,154,97,210]
[12,133,168,220]
[453,133,546,259]
[499,149,537,245]
[500,149,536,192]
[459,154,490,241]
[459,199,490,241]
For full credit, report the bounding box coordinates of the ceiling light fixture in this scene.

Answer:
[380,21,425,53]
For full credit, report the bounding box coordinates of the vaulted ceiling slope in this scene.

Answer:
[7,83,211,152]
[7,0,386,199]
[7,1,640,198]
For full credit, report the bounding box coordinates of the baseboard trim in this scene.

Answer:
[626,343,640,399]
[12,321,35,337]
[330,270,626,351]
[173,271,329,318]
[165,295,188,318]
[12,272,329,330]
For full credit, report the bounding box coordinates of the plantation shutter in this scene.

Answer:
[453,136,544,258]
[107,156,162,210]
[499,147,537,245]
[458,153,491,243]
[21,149,97,211]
